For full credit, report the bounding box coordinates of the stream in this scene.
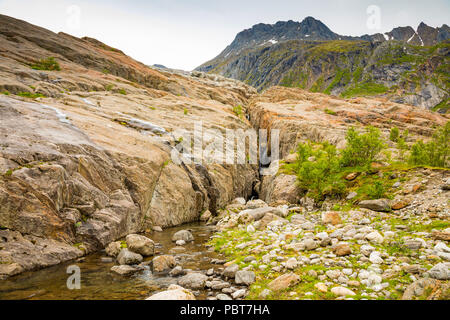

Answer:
[0,222,223,300]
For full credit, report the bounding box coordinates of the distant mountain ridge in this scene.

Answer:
[196,17,449,112]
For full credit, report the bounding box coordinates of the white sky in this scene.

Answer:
[0,0,449,70]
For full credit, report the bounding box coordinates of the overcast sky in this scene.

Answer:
[1,0,449,70]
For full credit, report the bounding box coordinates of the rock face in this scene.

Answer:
[0,14,258,278]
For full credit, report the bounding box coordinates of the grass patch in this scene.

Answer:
[30,57,61,71]
[341,82,389,98]
[17,92,45,99]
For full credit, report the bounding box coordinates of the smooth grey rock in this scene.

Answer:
[117,248,143,265]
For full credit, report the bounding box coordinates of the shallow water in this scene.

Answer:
[0,222,222,300]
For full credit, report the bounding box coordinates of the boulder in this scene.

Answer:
[223,264,239,278]
[110,265,139,276]
[333,243,352,256]
[117,248,143,265]
[147,285,195,300]
[331,287,356,297]
[268,273,300,291]
[427,263,450,280]
[105,241,122,257]
[402,278,450,300]
[321,212,342,226]
[152,255,176,272]
[125,234,155,256]
[235,270,256,286]
[178,273,208,289]
[172,230,194,242]
[359,199,391,212]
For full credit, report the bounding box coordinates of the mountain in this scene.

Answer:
[196,17,450,112]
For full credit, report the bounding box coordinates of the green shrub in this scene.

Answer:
[118,88,127,95]
[233,105,243,117]
[364,181,386,199]
[340,126,385,168]
[390,127,400,142]
[30,57,61,71]
[1,91,10,95]
[408,122,449,168]
[295,141,346,201]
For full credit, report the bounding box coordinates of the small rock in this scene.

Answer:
[331,287,356,297]
[359,199,391,212]
[111,265,139,276]
[333,243,352,256]
[147,284,195,300]
[152,255,176,272]
[428,263,450,280]
[178,273,208,289]
[172,230,194,242]
[105,241,122,257]
[322,211,342,226]
[126,234,155,256]
[223,264,239,278]
[268,273,300,291]
[235,270,256,286]
[315,282,328,293]
[365,231,384,244]
[232,289,247,299]
[117,248,143,265]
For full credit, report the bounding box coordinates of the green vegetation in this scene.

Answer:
[324,108,337,116]
[285,126,390,201]
[432,98,450,113]
[294,141,346,201]
[389,127,400,142]
[118,88,127,95]
[233,104,243,117]
[341,82,389,98]
[340,126,386,168]
[324,68,351,94]
[17,92,45,99]
[30,57,61,71]
[1,91,10,95]
[310,76,324,93]
[409,122,449,168]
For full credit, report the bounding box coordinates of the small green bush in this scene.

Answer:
[340,126,386,168]
[118,89,127,95]
[390,127,400,142]
[364,181,386,199]
[295,141,346,201]
[408,122,449,168]
[30,57,61,71]
[233,105,243,117]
